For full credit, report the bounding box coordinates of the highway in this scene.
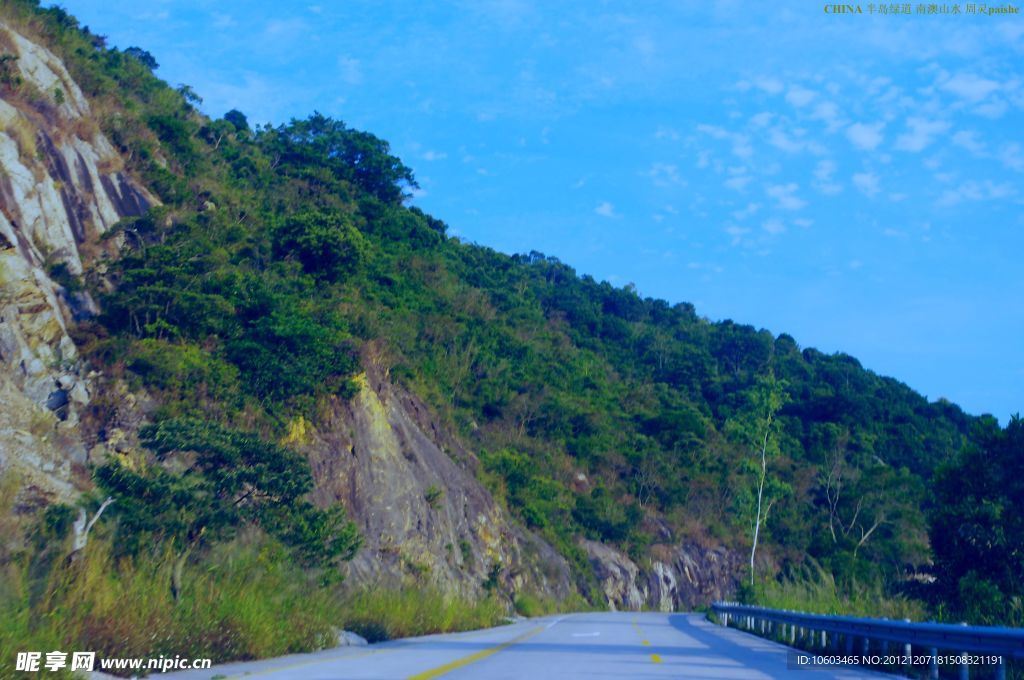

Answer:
[158,612,893,679]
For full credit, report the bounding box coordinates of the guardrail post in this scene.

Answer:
[860,635,869,656]
[929,647,939,680]
[903,619,912,675]
[957,623,968,680]
[789,624,796,645]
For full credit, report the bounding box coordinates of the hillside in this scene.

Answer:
[1,1,1016,669]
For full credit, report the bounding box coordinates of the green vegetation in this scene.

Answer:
[0,2,1021,672]
[339,587,505,643]
[930,415,1024,627]
[0,533,506,674]
[1,536,343,674]
[743,559,926,621]
[512,591,593,618]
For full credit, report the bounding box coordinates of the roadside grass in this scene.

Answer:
[0,537,340,675]
[513,591,594,618]
[338,586,506,643]
[0,534,528,675]
[746,560,927,621]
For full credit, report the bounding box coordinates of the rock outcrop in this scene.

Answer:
[293,368,574,600]
[582,538,743,611]
[0,22,155,514]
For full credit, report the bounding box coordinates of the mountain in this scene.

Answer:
[0,1,998,664]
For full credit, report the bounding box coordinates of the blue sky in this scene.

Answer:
[56,1,1023,422]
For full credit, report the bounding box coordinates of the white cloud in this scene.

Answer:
[853,172,881,197]
[762,218,786,235]
[337,56,363,85]
[767,128,804,154]
[937,180,1016,206]
[724,224,751,246]
[732,135,754,159]
[810,101,844,132]
[813,159,842,195]
[646,163,687,187]
[974,99,1008,118]
[265,18,309,38]
[1000,143,1024,171]
[212,13,236,28]
[634,35,656,60]
[655,126,681,141]
[754,77,784,95]
[732,202,760,220]
[594,201,618,218]
[940,72,1000,102]
[724,175,752,191]
[421,150,447,161]
[952,130,986,155]
[750,112,774,128]
[846,122,885,151]
[895,117,950,153]
[697,123,730,140]
[793,218,814,228]
[786,86,816,107]
[765,183,807,210]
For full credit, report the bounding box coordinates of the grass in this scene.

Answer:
[512,591,594,618]
[0,533,522,677]
[338,586,506,643]
[747,560,927,621]
[0,537,340,677]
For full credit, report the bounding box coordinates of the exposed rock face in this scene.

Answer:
[0,22,155,512]
[293,369,574,600]
[582,539,743,611]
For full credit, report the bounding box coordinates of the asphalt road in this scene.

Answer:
[156,612,893,680]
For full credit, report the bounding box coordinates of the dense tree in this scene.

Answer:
[95,419,361,595]
[930,415,1024,623]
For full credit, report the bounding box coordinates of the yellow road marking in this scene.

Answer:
[632,618,661,665]
[407,626,544,680]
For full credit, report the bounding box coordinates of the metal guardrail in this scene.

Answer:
[711,602,1024,680]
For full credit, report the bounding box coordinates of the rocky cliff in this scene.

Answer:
[580,538,743,611]
[0,21,154,517]
[291,366,574,599]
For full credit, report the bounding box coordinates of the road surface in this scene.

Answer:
[156,612,892,679]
